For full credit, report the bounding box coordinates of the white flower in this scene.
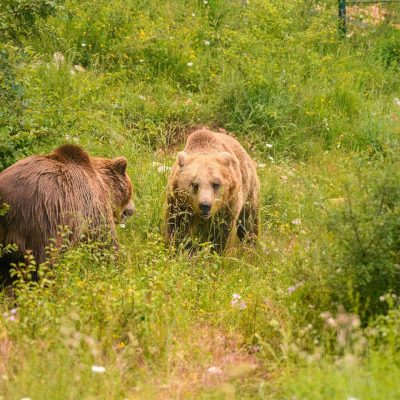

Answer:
[81,43,87,47]
[157,165,171,173]
[292,218,301,225]
[20,398,32,400]
[204,0,208,4]
[138,95,146,100]
[265,143,273,148]
[287,286,296,294]
[231,294,246,310]
[268,156,274,161]
[258,163,266,169]
[287,281,303,294]
[204,40,210,46]
[91,365,106,374]
[207,366,222,375]
[187,62,194,67]
[347,397,359,400]
[119,223,126,229]
[394,98,400,106]
[191,13,196,17]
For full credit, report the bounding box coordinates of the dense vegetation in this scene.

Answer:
[1,0,400,398]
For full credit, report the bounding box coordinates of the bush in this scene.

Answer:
[0,0,62,43]
[325,153,400,318]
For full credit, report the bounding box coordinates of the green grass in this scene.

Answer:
[1,0,400,398]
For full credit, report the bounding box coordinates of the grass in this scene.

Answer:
[1,0,400,398]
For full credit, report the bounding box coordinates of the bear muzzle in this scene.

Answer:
[199,202,212,219]
[122,200,136,220]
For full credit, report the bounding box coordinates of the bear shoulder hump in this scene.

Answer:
[49,144,91,166]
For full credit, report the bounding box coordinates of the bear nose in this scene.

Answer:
[199,202,211,214]
[122,201,135,219]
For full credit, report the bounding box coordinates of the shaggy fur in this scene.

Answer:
[164,129,260,253]
[0,144,134,285]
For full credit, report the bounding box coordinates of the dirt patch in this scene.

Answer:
[0,333,12,375]
[126,324,264,399]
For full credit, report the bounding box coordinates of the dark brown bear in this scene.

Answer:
[0,144,135,285]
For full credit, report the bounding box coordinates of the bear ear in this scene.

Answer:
[113,157,128,175]
[219,152,232,167]
[178,151,188,168]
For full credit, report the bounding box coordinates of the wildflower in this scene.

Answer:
[187,62,194,67]
[138,95,146,101]
[9,315,16,322]
[379,295,385,302]
[265,143,273,148]
[347,397,359,400]
[268,156,274,161]
[292,218,301,225]
[258,163,266,169]
[231,294,247,309]
[287,281,303,294]
[91,365,106,373]
[204,40,210,46]
[81,43,87,47]
[191,13,196,17]
[157,165,171,173]
[394,98,400,106]
[204,0,208,4]
[207,366,222,375]
[20,397,32,400]
[119,223,126,229]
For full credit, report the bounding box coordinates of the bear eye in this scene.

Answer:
[212,182,220,191]
[191,182,199,192]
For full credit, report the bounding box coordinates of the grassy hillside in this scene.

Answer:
[1,0,400,398]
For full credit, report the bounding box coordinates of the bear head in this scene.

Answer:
[174,151,236,219]
[92,156,135,222]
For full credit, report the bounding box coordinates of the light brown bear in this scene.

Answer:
[164,129,260,253]
[0,144,135,285]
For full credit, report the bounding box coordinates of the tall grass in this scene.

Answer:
[1,0,400,398]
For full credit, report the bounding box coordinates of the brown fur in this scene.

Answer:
[0,144,134,284]
[164,129,260,253]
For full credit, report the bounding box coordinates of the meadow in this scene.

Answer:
[0,0,400,398]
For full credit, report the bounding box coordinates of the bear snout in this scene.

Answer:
[199,202,212,218]
[122,200,136,219]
